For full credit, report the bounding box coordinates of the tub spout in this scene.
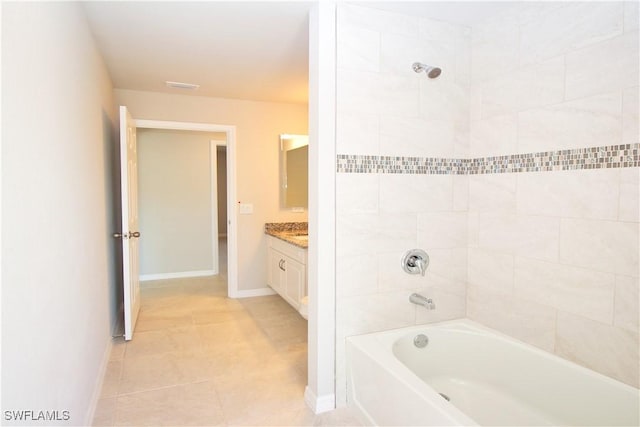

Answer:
[409,293,435,310]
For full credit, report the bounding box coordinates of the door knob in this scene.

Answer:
[113,232,126,239]
[130,231,141,238]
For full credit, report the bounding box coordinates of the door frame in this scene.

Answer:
[209,140,228,274]
[135,119,238,298]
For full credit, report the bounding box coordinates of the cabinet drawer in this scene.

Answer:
[268,235,307,264]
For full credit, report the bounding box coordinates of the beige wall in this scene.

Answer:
[2,2,118,424]
[137,129,219,276]
[115,89,308,291]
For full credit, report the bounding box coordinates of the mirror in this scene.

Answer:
[280,134,308,208]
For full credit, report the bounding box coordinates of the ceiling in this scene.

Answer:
[84,1,514,105]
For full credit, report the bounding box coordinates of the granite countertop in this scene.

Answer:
[264,222,308,248]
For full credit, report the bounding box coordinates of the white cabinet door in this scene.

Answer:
[284,257,305,310]
[266,236,307,312]
[267,247,284,294]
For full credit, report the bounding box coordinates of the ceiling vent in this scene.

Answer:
[165,81,200,90]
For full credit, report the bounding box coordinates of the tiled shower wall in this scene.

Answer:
[335,3,471,403]
[466,2,639,387]
[335,1,639,404]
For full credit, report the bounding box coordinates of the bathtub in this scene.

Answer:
[346,319,639,426]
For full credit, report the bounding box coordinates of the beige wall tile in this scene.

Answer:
[520,2,623,66]
[336,253,379,297]
[470,114,518,157]
[478,57,564,119]
[379,115,456,157]
[422,248,468,284]
[336,173,379,215]
[615,275,639,333]
[467,247,514,294]
[625,1,640,32]
[379,174,453,213]
[471,18,519,83]
[417,212,468,249]
[517,169,620,221]
[337,291,416,339]
[565,31,638,100]
[419,16,470,43]
[336,111,380,155]
[478,213,560,261]
[338,3,418,38]
[556,312,639,387]
[516,56,565,111]
[514,257,615,324]
[336,213,417,257]
[518,92,622,153]
[337,25,380,72]
[453,175,469,212]
[467,285,557,352]
[560,218,639,276]
[469,174,516,213]
[378,74,421,117]
[622,86,639,144]
[419,79,469,124]
[337,69,384,115]
[619,167,639,222]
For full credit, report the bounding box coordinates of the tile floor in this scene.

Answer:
[92,273,360,426]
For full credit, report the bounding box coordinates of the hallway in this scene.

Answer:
[92,275,358,426]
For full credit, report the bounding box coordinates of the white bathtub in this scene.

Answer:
[346,319,639,426]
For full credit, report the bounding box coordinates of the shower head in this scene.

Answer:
[412,62,442,79]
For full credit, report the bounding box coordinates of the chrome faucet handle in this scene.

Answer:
[402,249,430,276]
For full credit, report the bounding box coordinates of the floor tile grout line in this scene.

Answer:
[115,379,214,398]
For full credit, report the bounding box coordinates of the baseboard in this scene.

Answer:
[304,386,335,414]
[139,270,216,281]
[230,287,277,298]
[84,336,113,425]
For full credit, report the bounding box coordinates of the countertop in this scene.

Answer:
[265,222,308,249]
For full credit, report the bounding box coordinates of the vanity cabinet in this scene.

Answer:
[267,236,307,310]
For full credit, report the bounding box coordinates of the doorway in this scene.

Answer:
[134,119,238,299]
[137,129,226,282]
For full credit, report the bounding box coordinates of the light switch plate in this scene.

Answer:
[239,203,253,214]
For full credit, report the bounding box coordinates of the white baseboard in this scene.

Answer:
[304,386,335,414]
[85,336,113,425]
[139,270,216,281]
[229,287,277,298]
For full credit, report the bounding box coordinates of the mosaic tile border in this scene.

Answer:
[336,143,639,175]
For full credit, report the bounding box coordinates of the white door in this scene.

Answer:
[119,106,141,340]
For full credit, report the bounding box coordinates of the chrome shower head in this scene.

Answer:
[412,62,442,79]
